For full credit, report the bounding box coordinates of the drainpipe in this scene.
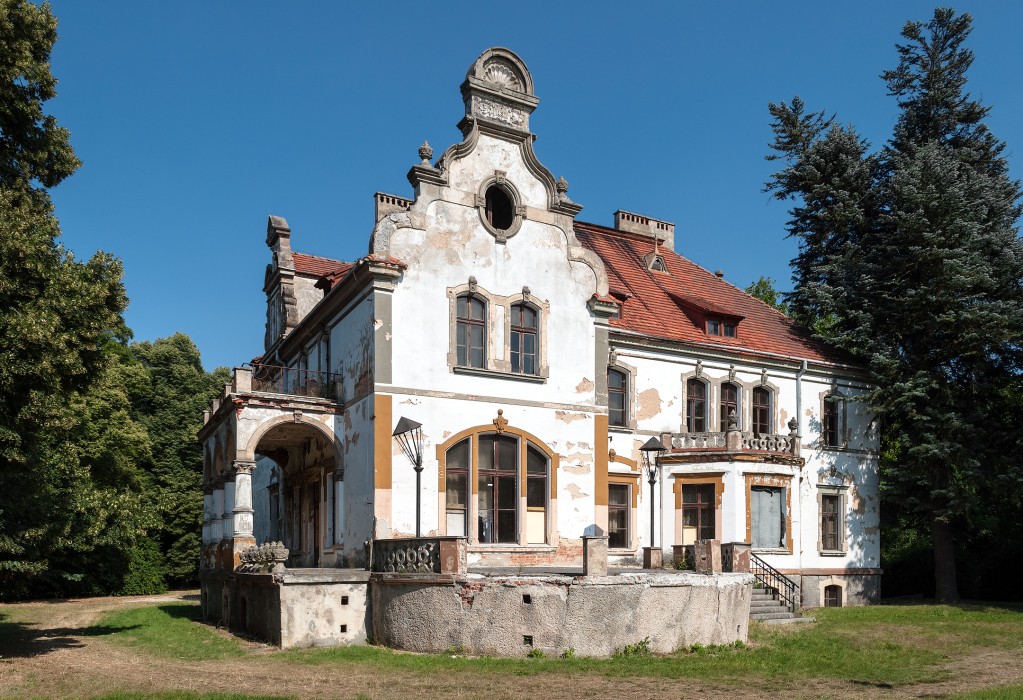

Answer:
[795,359,807,607]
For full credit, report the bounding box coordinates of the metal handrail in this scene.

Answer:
[249,363,341,402]
[750,552,800,614]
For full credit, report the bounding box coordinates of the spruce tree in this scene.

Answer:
[767,8,1023,602]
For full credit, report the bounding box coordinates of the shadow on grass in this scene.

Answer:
[0,611,140,659]
[158,603,201,621]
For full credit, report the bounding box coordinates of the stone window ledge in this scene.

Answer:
[818,550,847,557]
[453,366,546,384]
[608,425,633,434]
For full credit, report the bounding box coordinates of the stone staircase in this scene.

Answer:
[750,588,799,622]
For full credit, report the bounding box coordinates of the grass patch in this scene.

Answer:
[950,686,1023,700]
[98,603,246,661]
[279,603,1023,688]
[87,601,1023,693]
[95,694,294,700]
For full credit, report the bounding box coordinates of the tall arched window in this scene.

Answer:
[445,438,470,536]
[753,387,772,435]
[686,378,707,432]
[456,295,486,368]
[608,368,627,427]
[443,432,551,545]
[525,444,548,544]
[720,382,739,430]
[510,303,538,375]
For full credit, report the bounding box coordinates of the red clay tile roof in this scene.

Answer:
[293,252,349,278]
[574,221,839,364]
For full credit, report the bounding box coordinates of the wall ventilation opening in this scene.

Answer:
[341,595,349,606]
[485,186,513,231]
[523,635,534,646]
[340,624,348,633]
[522,594,532,605]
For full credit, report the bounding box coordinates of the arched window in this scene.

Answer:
[753,386,772,435]
[445,438,470,537]
[478,434,517,543]
[824,584,843,607]
[822,394,840,447]
[510,303,538,375]
[608,368,627,427]
[456,295,486,368]
[525,444,548,544]
[485,185,513,230]
[686,378,707,432]
[720,382,739,430]
[443,432,550,545]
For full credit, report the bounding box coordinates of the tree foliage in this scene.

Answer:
[131,334,229,587]
[766,8,1023,602]
[0,2,227,598]
[744,275,789,314]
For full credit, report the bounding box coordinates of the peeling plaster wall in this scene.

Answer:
[339,395,376,560]
[328,296,375,404]
[372,572,752,657]
[294,275,324,325]
[384,394,599,549]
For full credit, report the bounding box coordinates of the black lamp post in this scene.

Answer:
[640,437,666,548]
[392,417,424,537]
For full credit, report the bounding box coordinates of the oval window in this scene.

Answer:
[485,185,514,231]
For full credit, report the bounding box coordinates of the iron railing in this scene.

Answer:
[750,552,800,614]
[250,364,341,402]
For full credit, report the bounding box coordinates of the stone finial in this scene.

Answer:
[522,285,530,301]
[727,409,739,432]
[728,364,736,382]
[468,275,478,292]
[761,368,769,386]
[695,359,703,378]
[418,140,434,164]
[556,176,569,196]
[788,417,798,436]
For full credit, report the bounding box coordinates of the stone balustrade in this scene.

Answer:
[665,418,801,457]
[372,537,467,575]
[668,432,727,449]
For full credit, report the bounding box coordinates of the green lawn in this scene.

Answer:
[96,600,1023,692]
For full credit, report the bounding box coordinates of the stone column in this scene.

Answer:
[202,492,213,545]
[583,535,609,577]
[230,460,257,569]
[232,460,256,538]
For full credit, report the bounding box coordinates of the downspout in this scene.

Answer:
[796,359,807,607]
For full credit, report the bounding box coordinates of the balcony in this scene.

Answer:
[247,364,342,402]
[659,417,803,466]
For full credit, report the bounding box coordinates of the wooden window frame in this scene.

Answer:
[608,368,628,428]
[436,426,559,548]
[752,386,772,435]
[817,485,848,555]
[673,473,724,546]
[456,294,487,369]
[509,302,538,375]
[720,382,740,431]
[685,378,708,432]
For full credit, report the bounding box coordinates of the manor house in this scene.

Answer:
[199,47,880,651]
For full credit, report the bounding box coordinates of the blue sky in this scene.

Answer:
[45,1,1023,370]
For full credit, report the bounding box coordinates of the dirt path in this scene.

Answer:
[1,594,1021,699]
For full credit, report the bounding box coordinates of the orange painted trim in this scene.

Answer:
[594,415,609,507]
[672,473,725,543]
[374,394,392,491]
[434,420,560,545]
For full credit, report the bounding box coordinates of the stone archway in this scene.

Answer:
[247,416,343,568]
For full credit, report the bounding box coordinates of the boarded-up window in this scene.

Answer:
[751,485,785,549]
[824,584,843,607]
